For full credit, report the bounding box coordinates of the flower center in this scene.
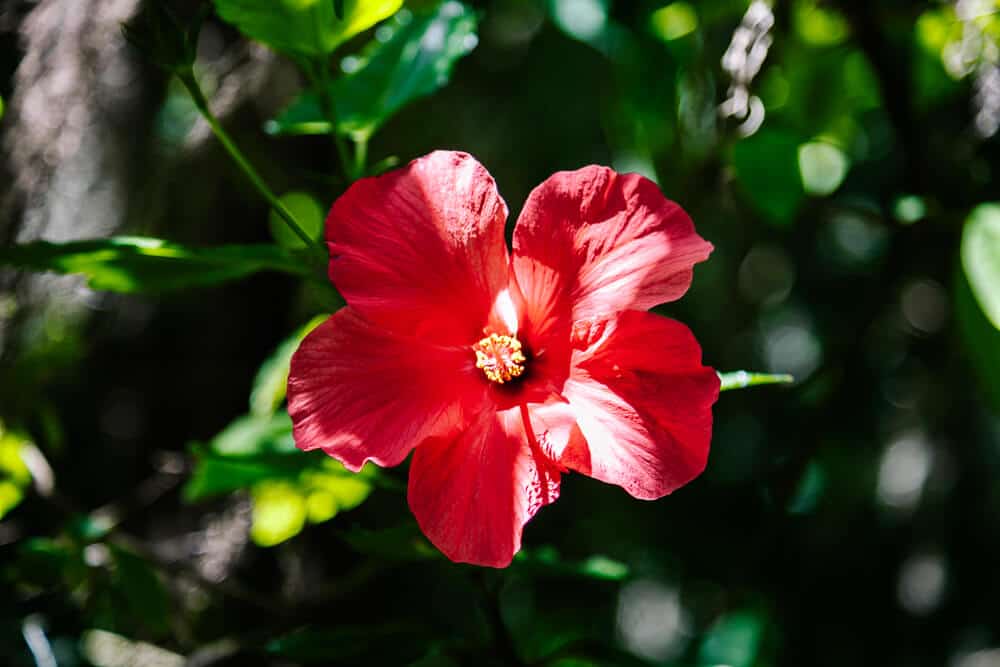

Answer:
[473,333,526,384]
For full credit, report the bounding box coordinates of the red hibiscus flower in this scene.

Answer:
[288,151,719,567]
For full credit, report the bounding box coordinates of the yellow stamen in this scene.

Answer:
[473,333,526,384]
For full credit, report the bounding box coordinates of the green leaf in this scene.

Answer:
[109,546,171,639]
[213,0,403,57]
[301,460,375,522]
[12,538,87,590]
[512,547,630,581]
[731,128,805,226]
[269,192,325,249]
[269,2,479,140]
[0,237,311,293]
[183,412,303,501]
[250,480,309,546]
[185,410,376,540]
[961,203,1000,331]
[956,266,1000,412]
[249,316,327,417]
[0,424,34,520]
[250,460,376,545]
[718,371,795,391]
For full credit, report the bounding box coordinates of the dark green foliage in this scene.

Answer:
[0,237,312,292]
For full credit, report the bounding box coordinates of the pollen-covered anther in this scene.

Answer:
[473,333,526,384]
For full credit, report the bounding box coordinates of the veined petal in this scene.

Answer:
[327,151,510,344]
[560,311,719,500]
[288,308,486,472]
[408,406,561,567]
[512,166,712,342]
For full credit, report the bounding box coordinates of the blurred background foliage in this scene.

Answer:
[1,0,1000,665]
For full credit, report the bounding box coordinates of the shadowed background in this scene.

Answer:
[2,0,1000,665]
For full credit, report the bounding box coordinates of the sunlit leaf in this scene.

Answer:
[301,460,375,523]
[718,371,795,391]
[0,237,311,293]
[961,203,1000,331]
[183,412,304,501]
[0,481,23,521]
[250,316,327,418]
[269,192,325,249]
[213,0,403,57]
[0,424,34,520]
[212,412,297,457]
[793,0,849,46]
[269,2,479,140]
[731,128,805,225]
[250,480,308,546]
[649,3,698,42]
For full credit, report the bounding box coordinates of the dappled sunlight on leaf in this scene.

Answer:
[270,2,479,140]
[214,0,404,57]
[0,237,311,293]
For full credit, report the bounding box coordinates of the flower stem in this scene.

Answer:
[353,136,368,179]
[310,59,358,181]
[718,370,795,391]
[178,71,327,266]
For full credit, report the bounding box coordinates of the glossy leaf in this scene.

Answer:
[269,2,479,140]
[250,316,327,418]
[0,237,311,293]
[961,203,1000,331]
[213,0,403,57]
[185,410,375,544]
[269,192,325,249]
[183,412,303,501]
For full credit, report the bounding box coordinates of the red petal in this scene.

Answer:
[560,311,719,499]
[408,406,561,567]
[328,151,510,344]
[288,308,486,472]
[512,166,712,343]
